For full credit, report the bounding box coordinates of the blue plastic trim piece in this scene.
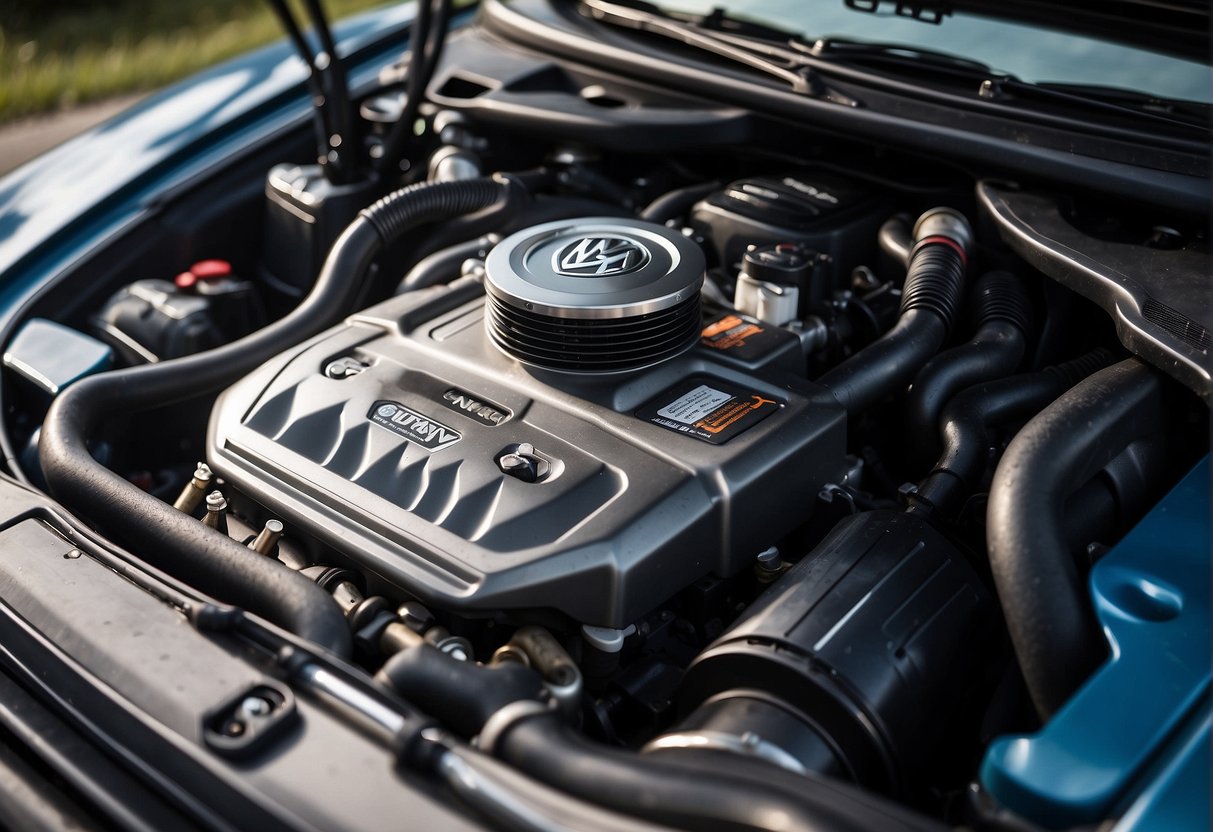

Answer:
[1111,702,1210,832]
[981,456,1211,829]
[3,318,112,397]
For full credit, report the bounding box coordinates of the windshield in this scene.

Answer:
[654,1,1212,103]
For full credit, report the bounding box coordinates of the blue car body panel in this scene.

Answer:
[981,456,1212,829]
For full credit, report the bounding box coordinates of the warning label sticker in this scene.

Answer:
[700,314,765,351]
[637,376,781,445]
[699,312,792,362]
[657,384,731,424]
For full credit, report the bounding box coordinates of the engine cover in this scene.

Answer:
[208,220,846,626]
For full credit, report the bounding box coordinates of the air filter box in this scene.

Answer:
[208,219,846,626]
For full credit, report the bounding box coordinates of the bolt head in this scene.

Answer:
[240,696,273,717]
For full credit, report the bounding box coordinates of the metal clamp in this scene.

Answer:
[475,699,554,756]
[642,729,808,775]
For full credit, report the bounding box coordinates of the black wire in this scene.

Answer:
[265,0,333,164]
[376,0,453,175]
[301,0,359,180]
[422,0,453,82]
[376,0,433,174]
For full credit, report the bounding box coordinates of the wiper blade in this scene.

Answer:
[796,36,1209,135]
[577,0,859,105]
[1030,82,1210,129]
[798,37,996,77]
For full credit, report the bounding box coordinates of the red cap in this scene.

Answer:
[174,259,232,290]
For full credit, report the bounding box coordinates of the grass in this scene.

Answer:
[0,0,390,124]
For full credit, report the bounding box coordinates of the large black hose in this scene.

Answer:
[818,208,971,413]
[397,234,499,293]
[395,194,630,294]
[877,213,912,266]
[378,646,942,832]
[986,358,1167,719]
[910,349,1113,518]
[376,644,547,737]
[905,271,1031,466]
[639,181,720,224]
[39,177,516,656]
[496,716,943,832]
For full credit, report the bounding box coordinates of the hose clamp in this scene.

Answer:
[475,699,554,756]
[642,730,809,775]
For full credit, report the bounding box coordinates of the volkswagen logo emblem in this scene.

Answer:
[552,236,651,277]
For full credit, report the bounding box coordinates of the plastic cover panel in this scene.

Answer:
[208,283,846,625]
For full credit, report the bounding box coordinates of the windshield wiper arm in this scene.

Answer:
[796,36,1208,134]
[798,37,996,77]
[577,0,859,105]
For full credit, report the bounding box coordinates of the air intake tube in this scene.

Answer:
[819,208,971,413]
[376,645,945,832]
[986,358,1168,719]
[39,177,521,656]
[909,349,1114,519]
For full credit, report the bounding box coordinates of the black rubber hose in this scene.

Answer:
[639,181,720,224]
[986,358,1167,719]
[905,271,1032,467]
[818,208,971,414]
[432,744,665,832]
[398,234,500,293]
[911,349,1113,518]
[877,214,912,267]
[39,177,514,656]
[380,646,943,832]
[375,644,547,738]
[396,194,627,280]
[497,715,943,832]
[394,193,630,295]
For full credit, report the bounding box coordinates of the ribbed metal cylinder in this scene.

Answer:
[486,293,702,372]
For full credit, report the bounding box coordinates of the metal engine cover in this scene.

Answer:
[208,279,845,627]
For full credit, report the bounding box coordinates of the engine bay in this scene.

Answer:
[0,2,1208,830]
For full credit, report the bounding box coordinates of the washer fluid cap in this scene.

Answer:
[484,217,705,373]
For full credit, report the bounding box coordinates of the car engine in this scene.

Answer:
[1,2,1207,830]
[209,214,847,626]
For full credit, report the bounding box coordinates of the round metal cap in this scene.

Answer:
[483,218,706,373]
[484,217,704,320]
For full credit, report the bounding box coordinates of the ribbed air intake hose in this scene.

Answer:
[905,271,1032,466]
[818,208,971,413]
[39,176,519,656]
[986,358,1167,719]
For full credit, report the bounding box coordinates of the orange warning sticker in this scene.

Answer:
[693,395,778,434]
[701,314,765,351]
